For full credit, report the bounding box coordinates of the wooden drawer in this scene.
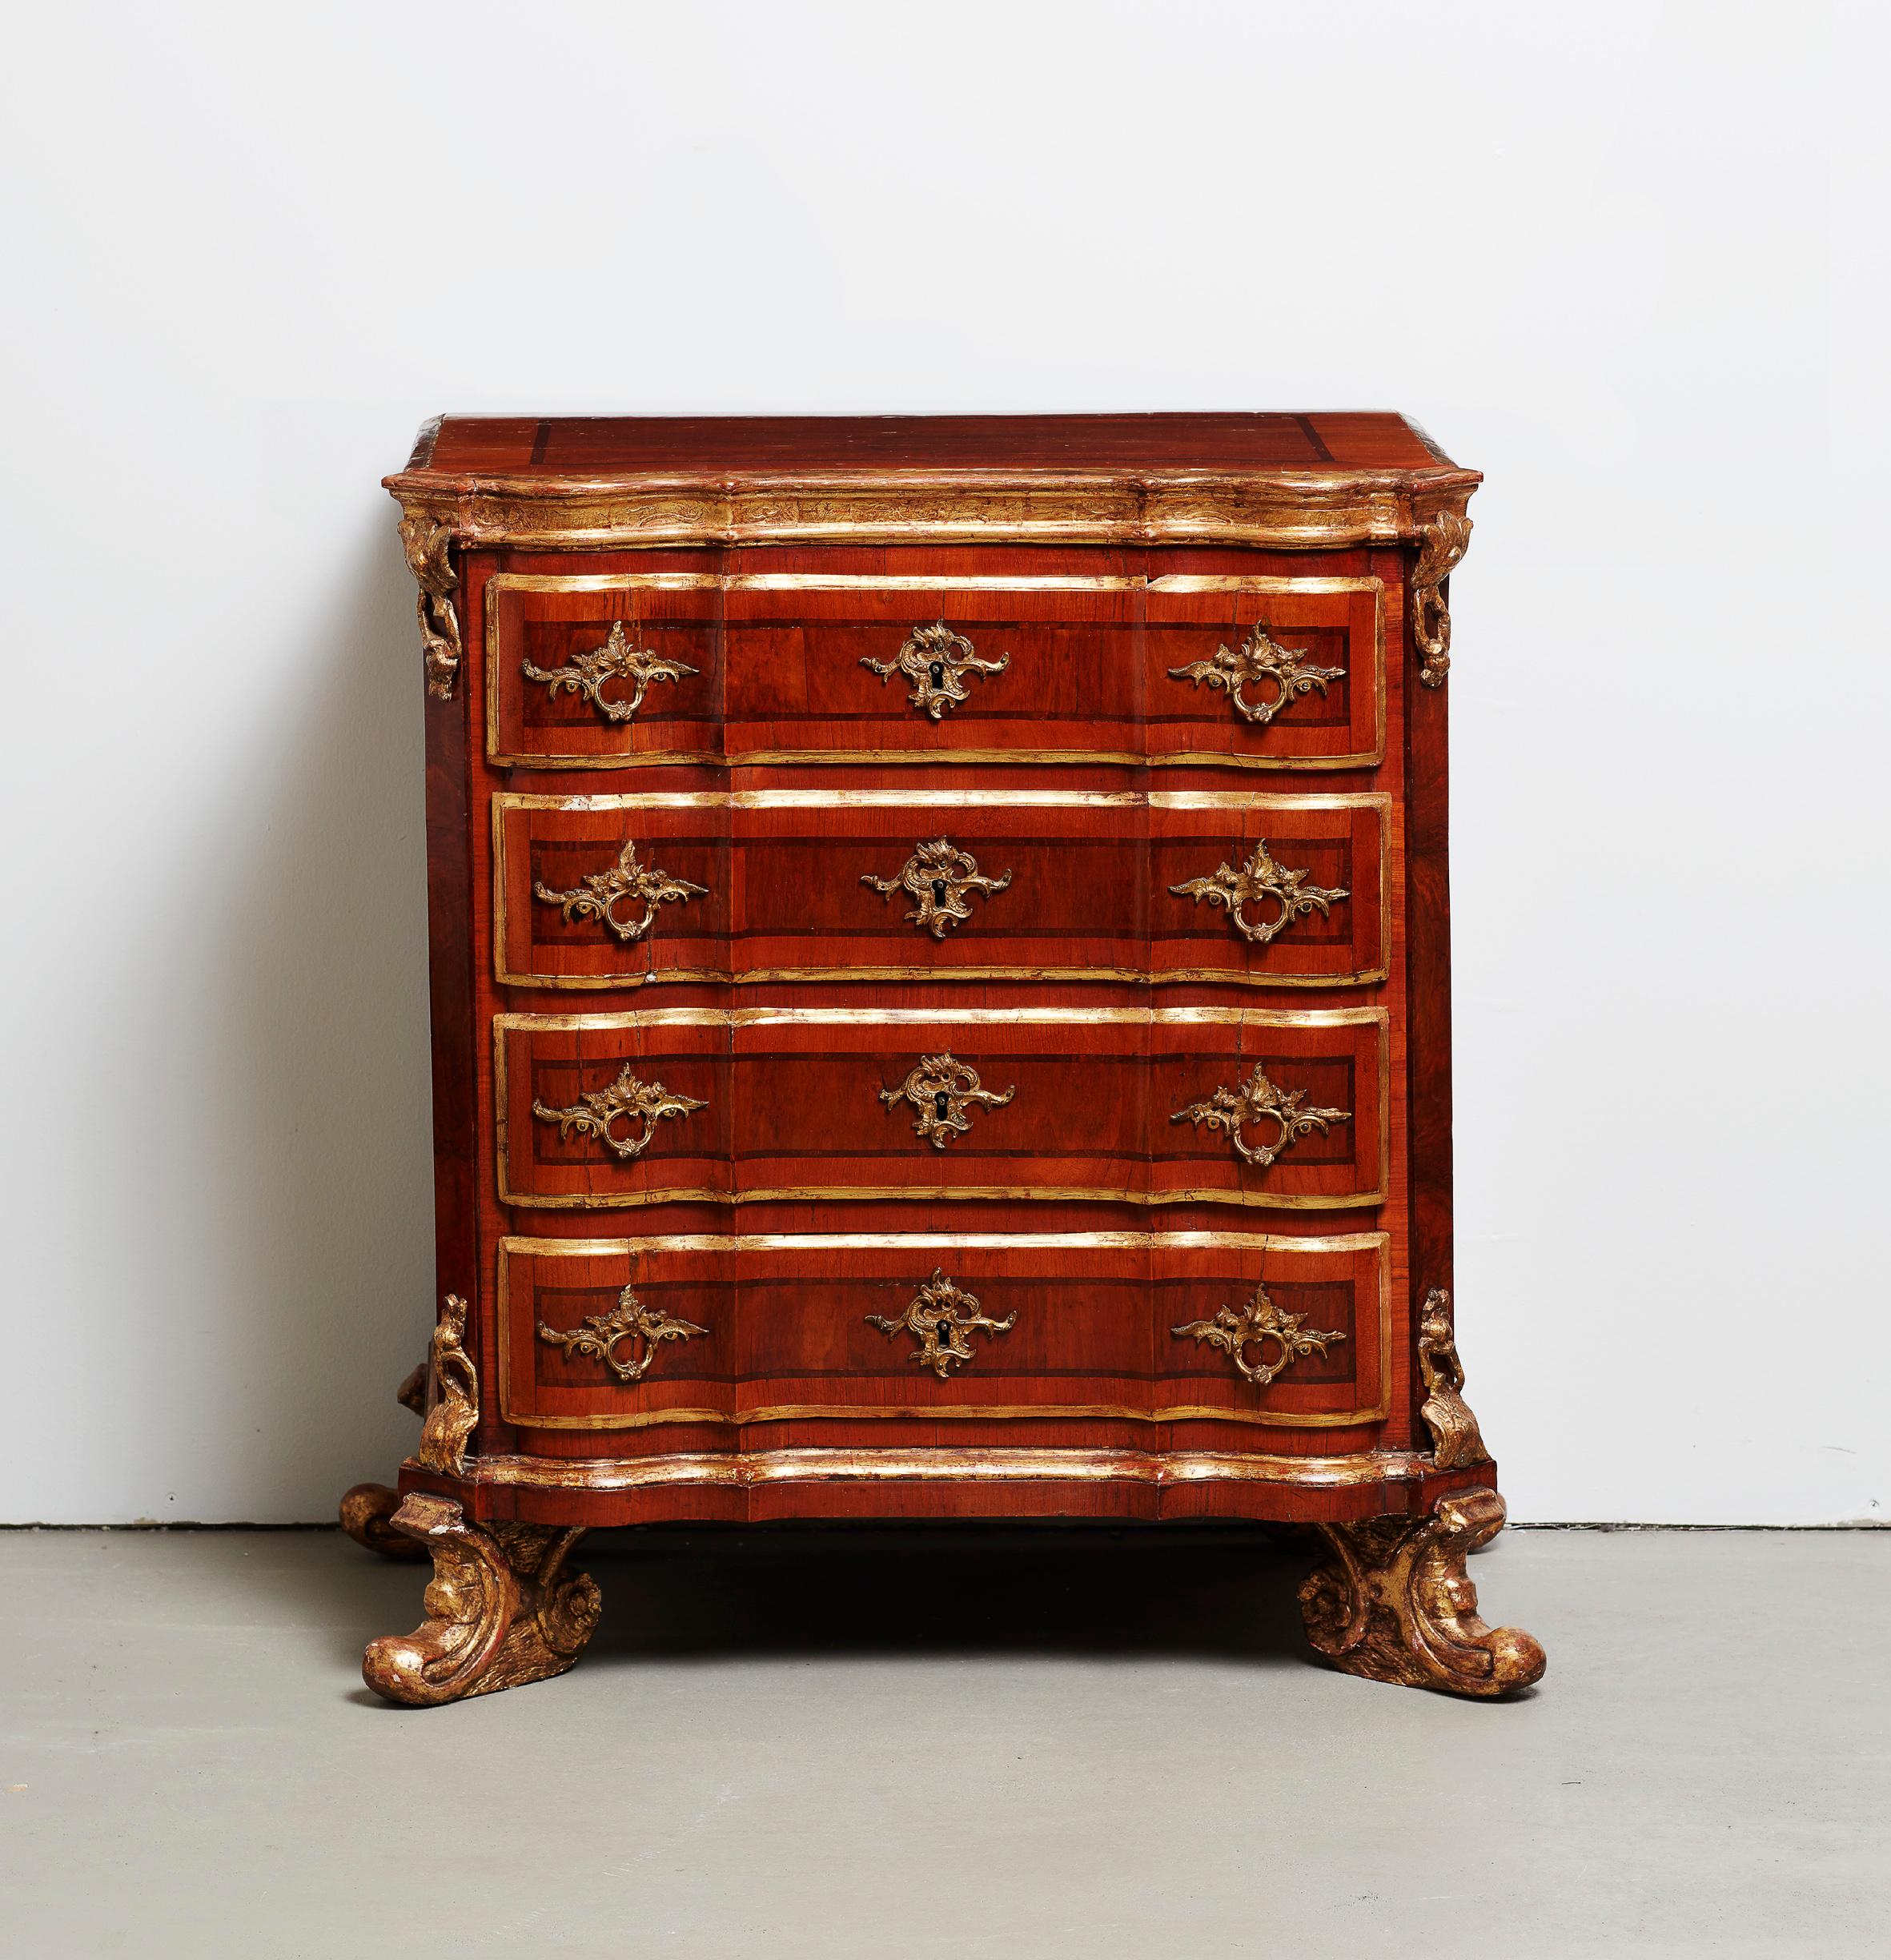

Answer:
[496,1229,1391,1432]
[493,1006,1388,1210]
[492,789,1387,989]
[485,569,723,769]
[481,568,1383,769]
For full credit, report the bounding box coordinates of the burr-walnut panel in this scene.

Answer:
[491,789,1387,989]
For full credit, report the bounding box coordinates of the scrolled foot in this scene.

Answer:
[1299,1488,1545,1699]
[339,1482,427,1560]
[361,1493,601,1706]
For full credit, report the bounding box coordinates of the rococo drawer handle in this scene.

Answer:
[537,1283,708,1383]
[867,1269,1016,1378]
[1170,839,1348,946]
[532,1064,707,1159]
[861,620,1010,721]
[861,837,1013,939]
[1167,621,1344,726]
[1172,1280,1346,1387]
[1170,1062,1350,1168]
[522,621,699,724]
[533,839,709,944]
[879,1051,1015,1149]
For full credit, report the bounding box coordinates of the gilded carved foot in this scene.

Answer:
[339,1482,426,1560]
[362,1493,601,1707]
[1298,1488,1546,1699]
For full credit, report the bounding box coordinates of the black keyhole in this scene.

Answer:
[931,879,948,905]
[929,661,946,687]
[933,1091,950,1120]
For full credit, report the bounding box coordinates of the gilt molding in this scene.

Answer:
[386,473,1479,556]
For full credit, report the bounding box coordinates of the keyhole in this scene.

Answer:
[933,1091,951,1120]
[928,661,946,687]
[930,879,948,905]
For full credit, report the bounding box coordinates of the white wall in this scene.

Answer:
[2,2,1884,1524]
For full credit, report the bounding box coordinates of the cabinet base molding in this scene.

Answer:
[361,1494,601,1708]
[1299,1488,1544,1699]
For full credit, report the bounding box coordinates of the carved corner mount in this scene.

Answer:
[862,837,1012,939]
[1170,1062,1350,1168]
[879,1051,1015,1149]
[538,1284,707,1384]
[1411,510,1471,688]
[1299,1488,1545,1698]
[1169,839,1347,947]
[398,513,463,701]
[866,1268,1016,1378]
[1418,1287,1490,1468]
[415,1294,478,1478]
[361,1495,601,1707]
[1170,1281,1345,1388]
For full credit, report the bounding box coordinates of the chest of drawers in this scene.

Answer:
[343,413,1544,1705]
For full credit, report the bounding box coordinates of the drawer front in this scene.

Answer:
[493,791,1387,989]
[482,569,1383,769]
[494,1007,1387,1210]
[486,571,724,769]
[497,1230,1391,1432]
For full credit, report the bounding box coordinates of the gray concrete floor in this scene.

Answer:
[0,1525,1885,1958]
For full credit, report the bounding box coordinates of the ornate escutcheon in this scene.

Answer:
[1167,621,1345,725]
[533,839,709,944]
[532,1063,706,1160]
[861,837,1013,938]
[1169,838,1348,946]
[861,620,1010,721]
[879,1051,1015,1149]
[522,621,699,723]
[537,1283,707,1384]
[1170,1062,1350,1168]
[866,1269,1016,1378]
[1170,1280,1346,1387]
[1411,510,1471,688]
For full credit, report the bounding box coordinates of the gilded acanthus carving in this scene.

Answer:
[532,1063,706,1160]
[862,837,1012,938]
[1298,1488,1545,1698]
[1171,1281,1346,1388]
[867,1270,1017,1378]
[1170,1063,1350,1167]
[415,1293,479,1478]
[522,621,698,722]
[538,1285,708,1384]
[361,1495,602,1708]
[861,621,1010,720]
[879,1052,1015,1148]
[1411,510,1471,688]
[1167,622,1345,725]
[1417,1287,1490,1468]
[533,840,708,943]
[338,1356,433,1558]
[398,514,463,700]
[1170,840,1349,946]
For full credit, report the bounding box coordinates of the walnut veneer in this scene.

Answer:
[343,413,1544,1705]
